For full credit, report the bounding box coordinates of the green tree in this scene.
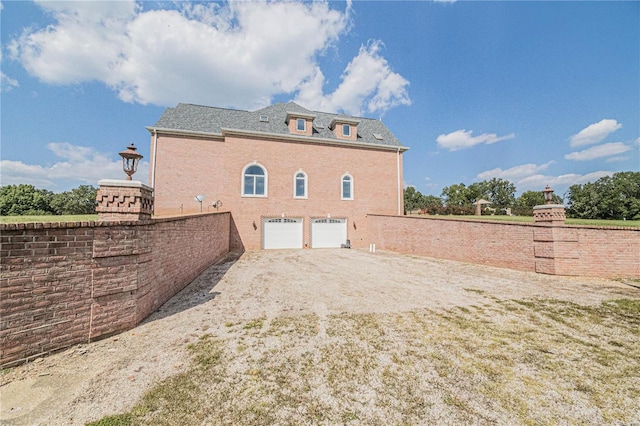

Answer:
[0,184,54,216]
[514,190,562,216]
[482,178,516,210]
[403,186,423,214]
[421,195,443,209]
[567,172,640,220]
[50,185,98,215]
[441,183,471,207]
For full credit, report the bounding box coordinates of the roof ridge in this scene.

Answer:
[178,102,250,113]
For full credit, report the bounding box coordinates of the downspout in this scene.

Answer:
[150,129,158,189]
[397,147,401,215]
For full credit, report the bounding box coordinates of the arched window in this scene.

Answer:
[341,173,353,200]
[242,163,267,197]
[294,170,307,199]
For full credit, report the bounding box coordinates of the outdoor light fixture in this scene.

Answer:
[119,143,143,180]
[194,195,205,212]
[543,185,554,204]
[212,200,223,211]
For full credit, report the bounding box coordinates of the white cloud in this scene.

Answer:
[0,143,149,191]
[1,72,19,92]
[295,41,411,116]
[8,1,410,115]
[476,162,554,181]
[475,162,614,193]
[0,42,19,92]
[569,119,622,147]
[564,142,631,161]
[436,129,516,151]
[605,156,630,163]
[518,171,613,192]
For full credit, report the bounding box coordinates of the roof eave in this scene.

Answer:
[145,126,409,152]
[220,128,409,152]
[146,126,225,140]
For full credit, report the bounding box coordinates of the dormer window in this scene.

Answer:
[286,111,316,136]
[330,116,360,140]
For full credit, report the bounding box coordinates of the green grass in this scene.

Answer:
[0,214,98,223]
[425,214,639,227]
[88,299,640,425]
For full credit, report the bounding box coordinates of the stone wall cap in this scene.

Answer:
[533,204,566,210]
[98,179,152,190]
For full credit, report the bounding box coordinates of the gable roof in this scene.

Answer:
[148,102,408,151]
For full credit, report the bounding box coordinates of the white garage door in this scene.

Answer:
[263,218,303,249]
[311,218,347,248]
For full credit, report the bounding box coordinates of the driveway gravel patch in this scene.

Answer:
[1,249,638,425]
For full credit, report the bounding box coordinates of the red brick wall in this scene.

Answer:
[1,213,230,367]
[367,215,536,272]
[151,133,404,249]
[367,215,640,279]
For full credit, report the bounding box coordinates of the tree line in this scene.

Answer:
[405,172,640,220]
[0,184,98,216]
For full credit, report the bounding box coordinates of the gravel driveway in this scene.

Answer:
[2,249,638,425]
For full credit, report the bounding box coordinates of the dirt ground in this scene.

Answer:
[1,249,638,425]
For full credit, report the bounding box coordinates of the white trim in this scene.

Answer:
[293,170,308,199]
[150,130,158,189]
[221,128,409,152]
[241,162,268,198]
[286,111,317,121]
[147,126,410,152]
[341,173,354,201]
[330,117,361,128]
[397,147,402,215]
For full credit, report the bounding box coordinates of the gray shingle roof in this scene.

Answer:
[150,102,407,150]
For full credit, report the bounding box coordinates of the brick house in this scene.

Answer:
[147,102,408,250]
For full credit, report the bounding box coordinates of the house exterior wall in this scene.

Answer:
[152,133,404,250]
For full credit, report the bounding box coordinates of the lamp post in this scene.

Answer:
[542,185,554,205]
[119,143,143,180]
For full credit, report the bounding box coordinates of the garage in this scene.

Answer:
[262,218,303,249]
[311,218,347,248]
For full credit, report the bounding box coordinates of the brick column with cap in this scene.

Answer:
[96,179,153,221]
[533,203,566,226]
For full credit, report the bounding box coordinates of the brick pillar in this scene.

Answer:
[532,204,577,275]
[96,179,153,221]
[533,204,566,226]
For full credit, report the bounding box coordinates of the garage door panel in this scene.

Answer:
[263,218,303,249]
[311,218,347,248]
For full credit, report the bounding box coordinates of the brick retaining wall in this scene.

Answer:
[1,212,230,367]
[367,215,640,279]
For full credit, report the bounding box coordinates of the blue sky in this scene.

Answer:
[1,0,638,200]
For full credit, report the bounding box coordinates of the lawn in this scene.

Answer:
[0,214,98,223]
[411,214,640,228]
[2,214,637,228]
[88,297,640,425]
